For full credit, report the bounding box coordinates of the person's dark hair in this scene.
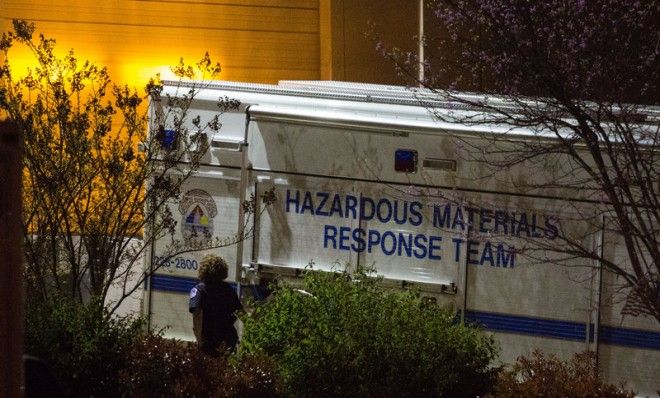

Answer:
[198,254,229,282]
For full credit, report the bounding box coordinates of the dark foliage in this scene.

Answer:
[24,296,145,397]
[491,350,635,398]
[120,335,282,397]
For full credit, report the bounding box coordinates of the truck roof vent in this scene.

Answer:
[210,138,243,151]
[422,158,456,171]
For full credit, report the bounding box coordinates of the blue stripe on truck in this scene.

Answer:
[599,325,660,350]
[150,274,197,293]
[464,310,587,341]
[149,274,660,350]
[464,311,660,350]
[150,274,238,294]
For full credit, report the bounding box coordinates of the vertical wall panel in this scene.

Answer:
[319,0,419,84]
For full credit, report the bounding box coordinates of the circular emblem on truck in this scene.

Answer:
[179,189,218,245]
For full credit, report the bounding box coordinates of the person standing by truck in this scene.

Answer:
[189,254,243,356]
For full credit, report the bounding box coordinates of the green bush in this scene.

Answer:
[24,295,146,397]
[26,295,282,397]
[240,267,499,397]
[491,350,635,398]
[120,335,282,397]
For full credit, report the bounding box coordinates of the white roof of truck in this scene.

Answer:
[163,79,512,111]
[161,80,660,141]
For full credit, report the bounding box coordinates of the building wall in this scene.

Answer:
[1,0,426,87]
[321,0,419,84]
[1,0,321,86]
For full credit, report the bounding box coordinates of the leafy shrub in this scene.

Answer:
[491,350,635,398]
[121,335,282,397]
[240,267,499,397]
[24,295,146,397]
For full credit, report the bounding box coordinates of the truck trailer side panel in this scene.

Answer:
[145,81,659,396]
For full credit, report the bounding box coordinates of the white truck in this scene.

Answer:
[144,80,659,396]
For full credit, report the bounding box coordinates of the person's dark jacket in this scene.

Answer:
[189,280,242,355]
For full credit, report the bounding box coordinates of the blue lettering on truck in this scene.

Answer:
[286,189,561,268]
